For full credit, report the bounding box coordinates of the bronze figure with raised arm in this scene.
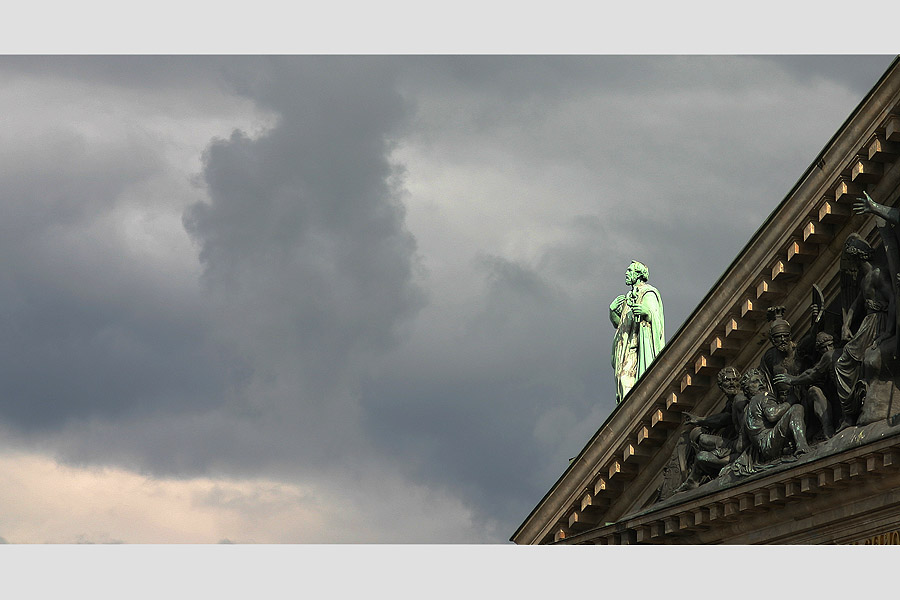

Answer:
[832,233,895,429]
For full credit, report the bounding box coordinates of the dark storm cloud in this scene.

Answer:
[40,57,429,477]
[185,57,423,377]
[362,250,610,518]
[0,56,425,472]
[0,97,246,429]
[357,56,898,536]
[0,56,429,488]
[181,58,425,455]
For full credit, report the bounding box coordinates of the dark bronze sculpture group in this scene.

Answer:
[657,192,900,501]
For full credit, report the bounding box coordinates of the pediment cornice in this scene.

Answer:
[512,57,900,545]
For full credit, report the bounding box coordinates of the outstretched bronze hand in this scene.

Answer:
[853,191,878,216]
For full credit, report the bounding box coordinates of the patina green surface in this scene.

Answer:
[609,261,665,403]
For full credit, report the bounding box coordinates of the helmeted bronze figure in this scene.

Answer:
[762,306,835,439]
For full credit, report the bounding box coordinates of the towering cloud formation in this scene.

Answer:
[0,58,253,432]
[185,58,424,393]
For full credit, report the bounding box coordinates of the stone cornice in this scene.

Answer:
[559,422,900,545]
[512,57,900,545]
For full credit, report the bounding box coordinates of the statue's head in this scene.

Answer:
[766,306,792,352]
[625,261,649,286]
[843,233,872,261]
[716,366,741,397]
[815,331,835,354]
[740,368,766,398]
[842,233,872,278]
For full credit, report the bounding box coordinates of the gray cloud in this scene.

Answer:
[175,57,426,470]
[361,251,608,517]
[184,61,424,382]
[0,70,250,430]
[357,56,896,532]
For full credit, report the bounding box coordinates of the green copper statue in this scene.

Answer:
[610,261,665,403]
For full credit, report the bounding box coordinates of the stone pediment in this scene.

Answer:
[512,57,900,545]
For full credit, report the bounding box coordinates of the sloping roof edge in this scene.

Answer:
[511,55,900,544]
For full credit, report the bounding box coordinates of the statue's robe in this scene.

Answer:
[610,282,664,403]
[837,299,889,403]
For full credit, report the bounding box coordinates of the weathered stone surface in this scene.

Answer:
[858,377,900,425]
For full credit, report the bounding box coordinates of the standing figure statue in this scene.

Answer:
[761,305,834,439]
[834,233,895,429]
[609,261,665,403]
[853,191,900,358]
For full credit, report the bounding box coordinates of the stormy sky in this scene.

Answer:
[0,55,893,543]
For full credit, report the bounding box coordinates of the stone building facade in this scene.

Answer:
[512,57,900,545]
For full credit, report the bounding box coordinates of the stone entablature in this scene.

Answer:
[558,422,900,544]
[512,59,900,546]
